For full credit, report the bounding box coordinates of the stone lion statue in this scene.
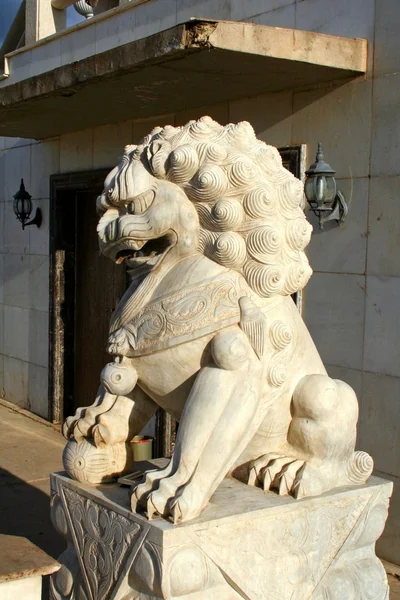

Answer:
[63,117,373,523]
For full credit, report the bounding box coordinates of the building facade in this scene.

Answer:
[0,0,399,564]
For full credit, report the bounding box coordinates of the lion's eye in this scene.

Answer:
[132,189,155,214]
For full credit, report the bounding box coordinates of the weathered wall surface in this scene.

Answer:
[0,0,399,562]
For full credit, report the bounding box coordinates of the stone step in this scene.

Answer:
[0,534,60,600]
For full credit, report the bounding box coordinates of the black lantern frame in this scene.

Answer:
[304,143,348,230]
[13,179,42,230]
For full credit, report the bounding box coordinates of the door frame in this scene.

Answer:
[49,169,109,424]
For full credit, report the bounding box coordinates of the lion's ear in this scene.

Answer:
[147,140,171,178]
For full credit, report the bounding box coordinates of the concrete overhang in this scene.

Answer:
[0,19,368,139]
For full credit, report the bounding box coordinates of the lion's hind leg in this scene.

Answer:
[249,374,373,498]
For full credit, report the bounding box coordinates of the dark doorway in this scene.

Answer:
[49,171,126,424]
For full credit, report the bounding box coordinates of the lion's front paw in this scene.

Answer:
[130,463,205,522]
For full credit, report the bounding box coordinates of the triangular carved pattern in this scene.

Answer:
[311,486,392,600]
[186,493,372,600]
[63,488,142,600]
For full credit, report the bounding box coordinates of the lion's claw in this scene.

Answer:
[146,496,160,520]
[249,453,305,496]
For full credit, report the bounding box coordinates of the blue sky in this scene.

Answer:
[0,1,84,47]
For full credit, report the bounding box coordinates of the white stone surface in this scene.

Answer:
[375,469,400,566]
[371,73,400,177]
[295,0,375,75]
[0,305,3,355]
[30,40,62,78]
[4,254,30,309]
[28,364,49,419]
[230,0,295,21]
[63,119,372,524]
[29,199,50,256]
[28,309,49,368]
[0,354,4,395]
[50,471,392,600]
[0,575,42,600]
[303,273,365,370]
[30,140,60,200]
[94,6,136,54]
[93,121,133,168]
[250,4,296,28]
[364,275,400,378]
[176,0,232,22]
[359,371,400,478]
[368,176,400,277]
[29,255,49,312]
[4,305,30,362]
[306,177,369,274]
[134,0,177,42]
[61,26,96,67]
[6,50,33,85]
[326,365,362,401]
[0,254,3,304]
[4,145,31,206]
[292,79,372,180]
[0,151,5,201]
[374,0,400,77]
[60,129,94,172]
[3,355,29,408]
[0,203,4,253]
[230,91,293,149]
[3,202,29,255]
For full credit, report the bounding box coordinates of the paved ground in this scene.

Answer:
[389,574,400,599]
[0,402,65,598]
[0,400,399,599]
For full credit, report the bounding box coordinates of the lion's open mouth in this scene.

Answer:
[111,233,176,274]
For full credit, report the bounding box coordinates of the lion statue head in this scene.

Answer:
[97,116,312,299]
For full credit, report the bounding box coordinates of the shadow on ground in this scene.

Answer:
[0,467,65,599]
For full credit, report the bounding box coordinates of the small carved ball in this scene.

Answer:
[63,439,133,484]
[100,362,138,395]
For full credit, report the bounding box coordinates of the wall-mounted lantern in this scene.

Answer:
[13,179,42,230]
[304,143,348,230]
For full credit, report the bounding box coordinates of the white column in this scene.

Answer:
[25,0,67,45]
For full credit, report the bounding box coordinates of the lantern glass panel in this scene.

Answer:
[304,177,317,204]
[325,175,337,202]
[13,196,32,220]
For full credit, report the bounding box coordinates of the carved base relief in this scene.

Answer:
[50,471,392,600]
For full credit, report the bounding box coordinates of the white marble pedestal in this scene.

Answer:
[50,469,392,600]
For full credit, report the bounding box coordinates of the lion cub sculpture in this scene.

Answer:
[63,117,373,524]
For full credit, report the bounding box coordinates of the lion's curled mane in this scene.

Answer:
[106,116,313,298]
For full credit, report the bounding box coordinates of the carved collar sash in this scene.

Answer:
[109,272,248,357]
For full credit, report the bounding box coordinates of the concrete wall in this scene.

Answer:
[0,0,399,562]
[0,136,58,418]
